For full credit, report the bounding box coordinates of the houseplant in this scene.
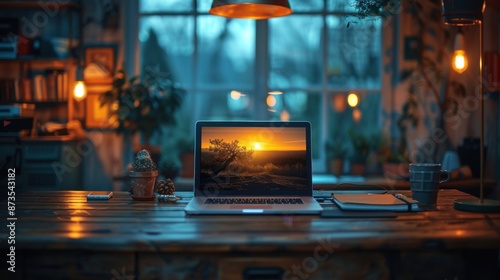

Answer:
[100,66,185,148]
[349,0,401,21]
[100,66,185,175]
[378,142,411,177]
[348,130,370,175]
[325,139,347,176]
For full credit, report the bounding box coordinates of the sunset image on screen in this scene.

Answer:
[200,127,306,151]
[199,127,308,193]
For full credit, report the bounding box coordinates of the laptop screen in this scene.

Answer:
[194,121,312,197]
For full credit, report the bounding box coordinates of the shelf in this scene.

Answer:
[0,57,77,63]
[0,1,81,11]
[0,0,82,121]
[24,101,68,105]
[0,57,76,61]
[2,100,68,104]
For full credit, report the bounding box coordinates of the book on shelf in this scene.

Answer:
[331,193,420,212]
[26,70,68,102]
[0,78,19,103]
[1,69,69,103]
[22,78,32,102]
[33,74,45,101]
[46,70,57,101]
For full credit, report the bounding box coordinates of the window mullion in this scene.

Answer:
[255,20,269,120]
[193,0,199,92]
[320,3,329,172]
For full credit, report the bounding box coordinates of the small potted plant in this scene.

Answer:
[378,145,410,178]
[325,139,347,176]
[348,130,370,175]
[129,149,158,201]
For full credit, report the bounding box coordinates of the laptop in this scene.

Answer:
[184,121,323,215]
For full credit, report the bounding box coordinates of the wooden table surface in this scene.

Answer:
[2,189,500,279]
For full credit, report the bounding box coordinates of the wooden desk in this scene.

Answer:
[1,190,500,279]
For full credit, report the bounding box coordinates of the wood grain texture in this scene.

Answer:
[1,189,499,279]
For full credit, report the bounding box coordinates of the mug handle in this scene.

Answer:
[440,170,450,183]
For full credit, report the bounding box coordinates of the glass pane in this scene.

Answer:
[267,92,322,159]
[140,16,194,85]
[197,16,255,87]
[327,0,356,12]
[269,15,323,88]
[290,0,323,12]
[326,16,381,89]
[140,0,193,13]
[197,0,212,13]
[326,92,381,158]
[190,91,253,120]
[174,89,253,150]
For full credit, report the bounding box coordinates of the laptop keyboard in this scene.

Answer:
[205,198,304,204]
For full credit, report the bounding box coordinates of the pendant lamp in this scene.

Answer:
[209,0,292,20]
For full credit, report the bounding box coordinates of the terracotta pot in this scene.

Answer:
[329,159,344,176]
[129,170,158,201]
[350,163,365,176]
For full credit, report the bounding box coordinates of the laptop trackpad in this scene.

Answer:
[230,205,273,209]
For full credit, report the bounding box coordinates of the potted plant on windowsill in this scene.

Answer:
[348,130,370,175]
[378,145,411,178]
[325,139,347,176]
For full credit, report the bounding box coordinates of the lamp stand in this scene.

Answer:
[453,21,500,212]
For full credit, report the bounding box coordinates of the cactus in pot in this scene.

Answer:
[129,149,158,201]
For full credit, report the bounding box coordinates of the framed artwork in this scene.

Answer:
[83,43,118,84]
[85,87,116,130]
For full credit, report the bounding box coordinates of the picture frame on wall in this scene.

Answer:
[85,86,117,129]
[83,43,118,84]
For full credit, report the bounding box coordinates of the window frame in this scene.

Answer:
[126,0,385,173]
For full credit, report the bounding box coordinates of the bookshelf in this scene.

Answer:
[0,1,82,122]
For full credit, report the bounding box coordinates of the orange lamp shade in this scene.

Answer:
[209,0,292,20]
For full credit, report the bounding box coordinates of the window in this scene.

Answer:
[136,0,382,172]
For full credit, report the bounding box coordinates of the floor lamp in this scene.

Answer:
[443,0,500,212]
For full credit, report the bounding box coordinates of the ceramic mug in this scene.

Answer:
[409,163,450,207]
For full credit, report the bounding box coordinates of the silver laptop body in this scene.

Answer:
[185,121,322,215]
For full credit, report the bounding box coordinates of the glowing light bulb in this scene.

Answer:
[452,29,468,74]
[452,50,468,74]
[347,92,359,107]
[266,95,277,107]
[73,81,87,102]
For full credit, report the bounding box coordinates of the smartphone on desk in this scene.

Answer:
[87,191,113,200]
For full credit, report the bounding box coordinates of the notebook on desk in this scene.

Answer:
[184,121,323,215]
[332,193,419,212]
